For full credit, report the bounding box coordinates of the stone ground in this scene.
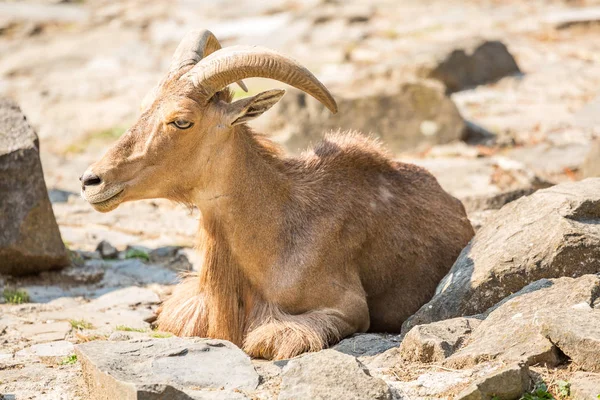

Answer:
[2,0,600,398]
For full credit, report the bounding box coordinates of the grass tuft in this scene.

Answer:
[70,319,94,330]
[124,248,150,261]
[115,325,146,333]
[150,331,173,339]
[3,289,29,304]
[59,354,78,365]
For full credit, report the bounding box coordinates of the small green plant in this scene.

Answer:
[115,325,146,332]
[70,319,94,330]
[555,380,570,398]
[521,383,554,400]
[60,354,78,365]
[3,289,29,304]
[124,248,150,261]
[150,332,173,338]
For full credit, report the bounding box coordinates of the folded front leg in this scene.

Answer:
[243,295,369,360]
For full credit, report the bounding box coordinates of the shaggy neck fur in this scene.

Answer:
[189,125,288,344]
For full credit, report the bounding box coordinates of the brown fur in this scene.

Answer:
[82,64,474,360]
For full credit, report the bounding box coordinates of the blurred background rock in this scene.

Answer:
[2,0,600,252]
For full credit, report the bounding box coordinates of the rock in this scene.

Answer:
[108,259,179,285]
[77,250,102,260]
[455,363,531,400]
[96,240,118,259]
[364,346,403,371]
[86,287,160,310]
[539,306,600,372]
[149,246,180,261]
[0,357,84,400]
[445,275,600,369]
[149,246,193,271]
[107,331,134,341]
[425,40,521,93]
[463,120,496,146]
[506,143,591,176]
[581,139,600,178]
[546,7,600,29]
[76,338,259,400]
[17,340,74,357]
[279,349,391,400]
[60,262,105,284]
[461,187,541,214]
[263,81,465,154]
[400,318,481,363]
[570,372,600,400]
[34,287,160,332]
[17,321,72,343]
[403,179,600,332]
[0,98,69,275]
[332,334,398,359]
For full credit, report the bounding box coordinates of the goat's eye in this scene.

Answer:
[171,119,193,129]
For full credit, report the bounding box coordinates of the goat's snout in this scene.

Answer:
[80,171,102,189]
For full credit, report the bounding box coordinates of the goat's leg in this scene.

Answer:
[156,275,208,337]
[243,292,369,360]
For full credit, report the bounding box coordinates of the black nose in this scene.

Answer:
[80,172,102,187]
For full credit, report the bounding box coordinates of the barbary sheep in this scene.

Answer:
[80,30,474,360]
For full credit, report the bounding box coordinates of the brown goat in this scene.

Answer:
[80,30,474,360]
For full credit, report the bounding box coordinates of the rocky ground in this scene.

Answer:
[1,0,600,399]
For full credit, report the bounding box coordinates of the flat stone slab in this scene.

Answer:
[17,321,72,343]
[76,338,259,400]
[279,349,391,400]
[456,363,531,400]
[17,340,74,357]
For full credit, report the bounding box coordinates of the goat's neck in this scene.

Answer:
[193,124,287,287]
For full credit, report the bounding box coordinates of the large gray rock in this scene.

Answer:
[403,179,600,332]
[76,338,258,400]
[426,40,521,93]
[445,274,600,370]
[279,349,391,400]
[400,317,481,363]
[455,363,531,400]
[0,98,69,274]
[263,81,465,154]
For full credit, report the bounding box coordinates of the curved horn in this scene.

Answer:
[170,30,247,92]
[185,46,338,114]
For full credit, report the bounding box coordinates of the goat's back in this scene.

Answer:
[286,132,474,331]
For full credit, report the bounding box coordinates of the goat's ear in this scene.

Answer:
[225,89,285,126]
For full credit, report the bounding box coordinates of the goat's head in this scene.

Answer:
[80,30,337,212]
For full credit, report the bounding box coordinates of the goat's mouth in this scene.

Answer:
[84,188,125,212]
